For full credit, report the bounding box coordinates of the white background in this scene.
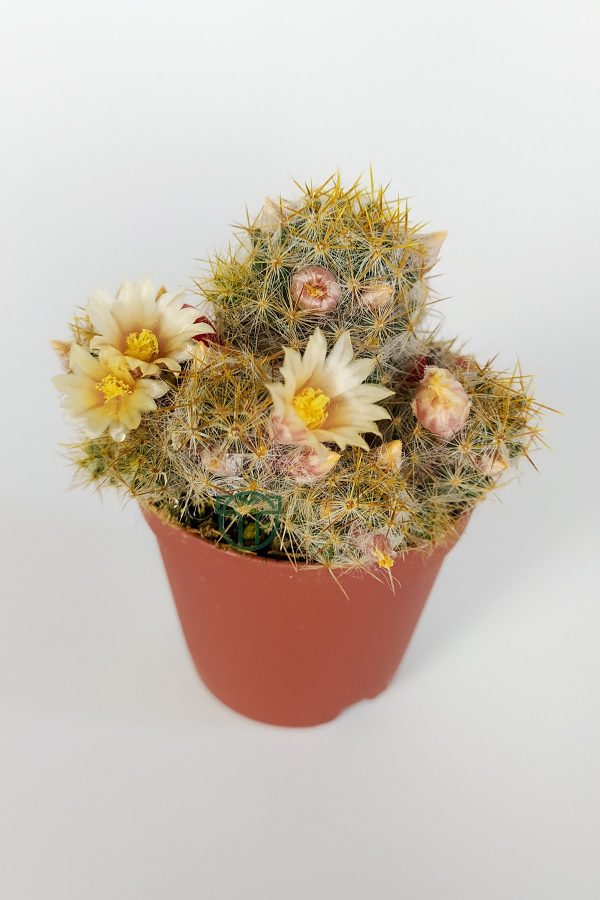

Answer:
[1,1,599,898]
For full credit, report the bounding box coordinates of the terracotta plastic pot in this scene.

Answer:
[145,511,468,727]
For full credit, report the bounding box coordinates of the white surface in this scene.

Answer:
[1,1,599,898]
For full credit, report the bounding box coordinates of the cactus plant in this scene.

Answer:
[54,174,544,575]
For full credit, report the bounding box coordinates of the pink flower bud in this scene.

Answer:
[291,266,341,313]
[411,366,471,440]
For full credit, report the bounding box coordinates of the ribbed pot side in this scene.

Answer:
[145,511,467,727]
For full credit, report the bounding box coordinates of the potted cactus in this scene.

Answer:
[53,175,542,726]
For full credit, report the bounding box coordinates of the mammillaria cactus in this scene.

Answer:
[54,174,543,574]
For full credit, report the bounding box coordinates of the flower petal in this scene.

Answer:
[266,327,393,456]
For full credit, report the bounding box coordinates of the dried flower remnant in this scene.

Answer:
[51,339,72,371]
[376,440,403,470]
[359,283,394,310]
[415,231,447,273]
[370,535,397,569]
[476,450,509,476]
[352,530,398,570]
[201,447,245,478]
[256,197,283,235]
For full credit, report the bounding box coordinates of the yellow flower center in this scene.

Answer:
[373,548,394,569]
[292,387,330,430]
[96,374,132,402]
[125,329,159,362]
[427,370,453,407]
[304,283,326,299]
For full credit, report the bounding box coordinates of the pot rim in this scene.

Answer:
[143,502,325,571]
[142,502,470,574]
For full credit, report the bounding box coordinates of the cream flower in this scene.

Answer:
[412,366,471,440]
[53,344,169,442]
[87,278,213,375]
[291,266,342,313]
[266,328,393,457]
